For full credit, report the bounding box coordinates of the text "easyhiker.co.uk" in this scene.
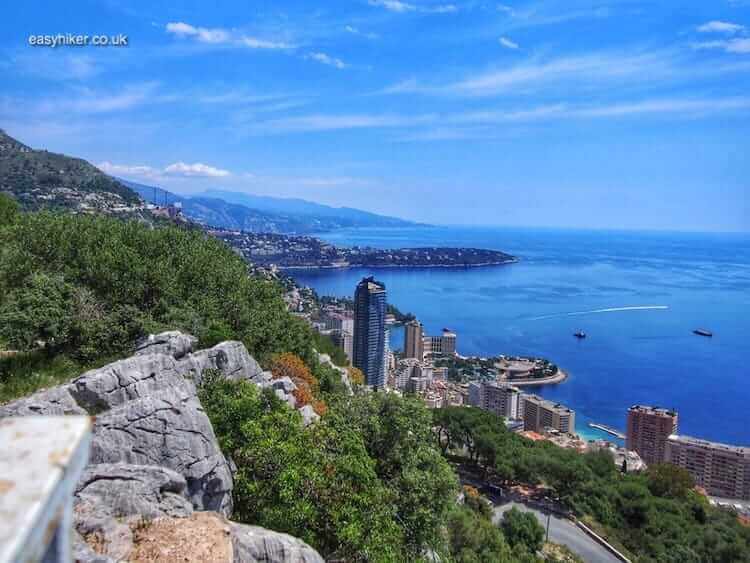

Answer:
[28,33,128,48]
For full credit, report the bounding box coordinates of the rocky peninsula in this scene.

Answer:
[210,229,516,269]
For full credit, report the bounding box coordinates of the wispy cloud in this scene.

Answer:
[243,96,750,137]
[33,83,162,114]
[499,36,519,49]
[98,160,231,179]
[97,162,160,178]
[250,113,436,133]
[693,38,750,54]
[381,52,677,98]
[345,25,379,39]
[697,21,745,35]
[305,52,348,69]
[367,0,458,14]
[165,22,293,50]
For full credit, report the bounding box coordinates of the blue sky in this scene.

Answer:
[2,0,749,231]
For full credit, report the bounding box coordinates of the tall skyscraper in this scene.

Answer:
[404,320,424,360]
[626,405,678,466]
[353,276,387,388]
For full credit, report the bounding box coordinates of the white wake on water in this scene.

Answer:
[529,305,669,321]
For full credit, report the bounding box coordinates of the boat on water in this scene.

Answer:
[574,331,586,339]
[693,328,713,337]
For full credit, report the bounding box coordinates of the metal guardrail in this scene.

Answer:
[573,520,632,563]
[0,417,92,563]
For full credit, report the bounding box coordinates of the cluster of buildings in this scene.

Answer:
[310,277,750,503]
[468,380,577,437]
[626,405,750,500]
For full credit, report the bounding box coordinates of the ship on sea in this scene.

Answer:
[574,331,586,339]
[693,328,713,337]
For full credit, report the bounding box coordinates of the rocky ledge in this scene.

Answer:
[0,331,324,562]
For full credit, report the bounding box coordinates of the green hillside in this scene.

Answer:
[0,130,142,214]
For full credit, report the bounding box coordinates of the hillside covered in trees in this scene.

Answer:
[0,130,143,214]
[1,195,748,562]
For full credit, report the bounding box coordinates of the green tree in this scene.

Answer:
[500,507,545,554]
[0,193,19,226]
[0,273,75,352]
[199,373,402,561]
[646,463,695,499]
[446,505,513,563]
[337,393,459,558]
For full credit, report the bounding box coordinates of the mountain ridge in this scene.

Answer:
[123,179,419,234]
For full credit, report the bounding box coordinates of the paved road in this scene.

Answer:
[493,501,620,563]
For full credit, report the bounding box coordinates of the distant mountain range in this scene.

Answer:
[0,129,143,215]
[0,128,417,234]
[123,181,418,234]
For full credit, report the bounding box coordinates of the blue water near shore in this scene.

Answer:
[290,226,750,445]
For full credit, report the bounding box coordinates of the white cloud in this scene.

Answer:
[97,160,231,179]
[252,113,436,133]
[368,0,417,12]
[697,21,745,35]
[164,162,231,178]
[239,37,293,50]
[396,52,677,97]
[246,95,750,137]
[306,52,348,69]
[35,83,160,114]
[499,36,519,49]
[345,25,379,39]
[165,22,292,50]
[694,38,750,54]
[165,22,230,43]
[97,162,159,178]
[367,0,457,14]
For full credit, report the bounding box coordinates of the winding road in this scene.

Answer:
[492,501,621,563]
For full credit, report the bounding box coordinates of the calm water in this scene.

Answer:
[291,226,750,445]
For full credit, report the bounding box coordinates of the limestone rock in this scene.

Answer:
[0,385,85,417]
[231,522,325,563]
[135,330,197,360]
[176,341,264,386]
[74,464,194,561]
[298,404,320,427]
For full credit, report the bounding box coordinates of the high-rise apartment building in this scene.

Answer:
[626,405,678,466]
[666,435,750,500]
[353,277,387,388]
[423,328,458,357]
[482,382,522,420]
[404,320,424,360]
[522,395,575,434]
[468,381,522,420]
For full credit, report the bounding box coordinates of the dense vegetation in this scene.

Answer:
[200,375,459,561]
[434,406,750,562]
[0,197,313,401]
[3,195,747,562]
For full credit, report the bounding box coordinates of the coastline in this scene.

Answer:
[501,368,569,387]
[282,258,518,270]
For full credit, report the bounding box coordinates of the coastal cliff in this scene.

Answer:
[0,331,324,562]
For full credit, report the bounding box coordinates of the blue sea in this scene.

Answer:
[290,226,750,445]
